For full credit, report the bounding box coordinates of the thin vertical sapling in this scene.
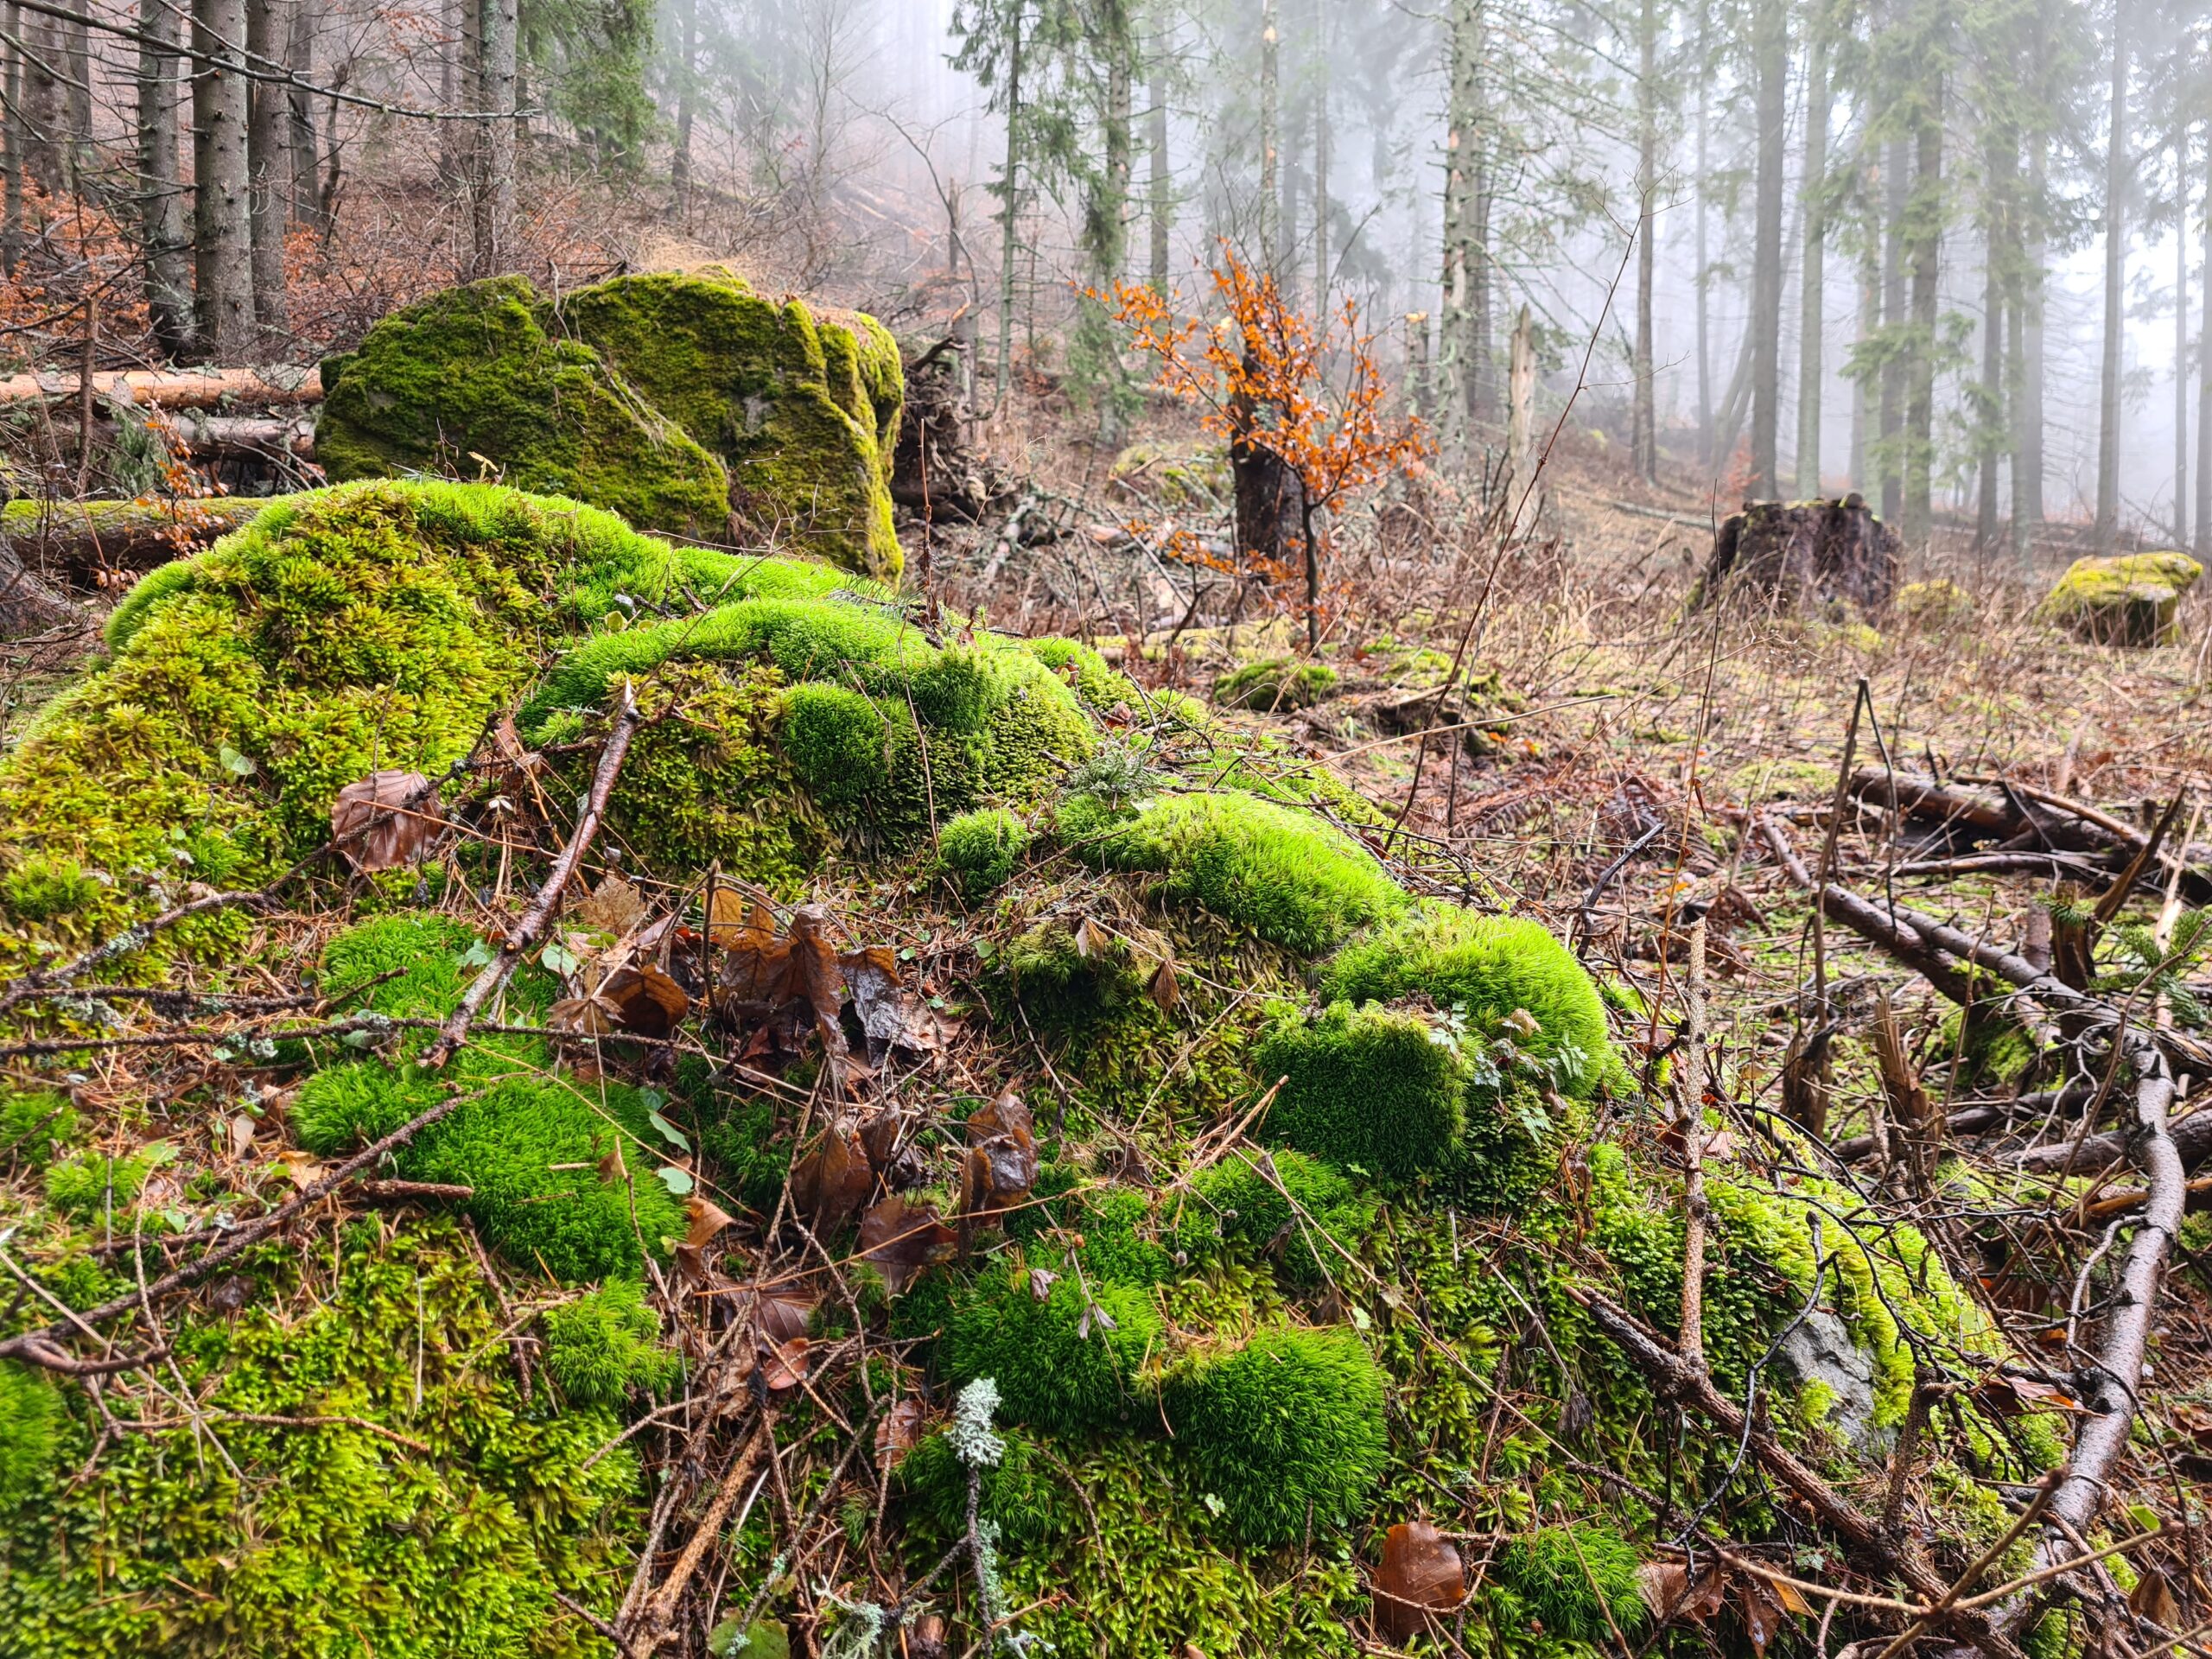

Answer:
[1104,248,1428,652]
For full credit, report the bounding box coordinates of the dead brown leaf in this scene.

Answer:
[756,1289,817,1344]
[1638,1561,1727,1624]
[874,1398,927,1463]
[1738,1577,1786,1654]
[961,1090,1038,1220]
[760,1334,810,1392]
[2128,1566,2181,1631]
[859,1194,958,1292]
[601,964,689,1038]
[1372,1521,1465,1642]
[575,874,649,938]
[684,1194,735,1250]
[1148,957,1181,1013]
[842,947,948,1063]
[790,1125,873,1237]
[331,771,441,872]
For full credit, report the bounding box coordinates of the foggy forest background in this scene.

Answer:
[0,0,2198,555]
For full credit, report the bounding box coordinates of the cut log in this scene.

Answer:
[1,498,267,581]
[0,365,323,408]
[1691,494,1901,616]
[0,542,87,638]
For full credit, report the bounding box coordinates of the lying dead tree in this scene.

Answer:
[1758,813,2189,1643]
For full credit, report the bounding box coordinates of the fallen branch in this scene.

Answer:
[420,681,643,1070]
[1758,816,2186,1632]
[1570,1287,2026,1659]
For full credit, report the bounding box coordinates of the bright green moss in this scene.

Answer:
[0,1220,641,1658]
[2037,550,2203,645]
[1022,636,1141,710]
[779,682,893,807]
[316,277,733,539]
[551,268,905,579]
[1492,1522,1645,1644]
[1323,906,1624,1096]
[0,480,753,977]
[1002,916,1141,1018]
[942,1259,1162,1435]
[1,855,101,928]
[1214,658,1341,711]
[1077,1187,1178,1286]
[938,808,1032,899]
[295,916,682,1282]
[543,1282,682,1408]
[1179,1148,1370,1287]
[1,1088,76,1168]
[895,1426,1073,1548]
[1074,791,1408,956]
[1255,1001,1467,1181]
[0,1362,61,1507]
[43,1149,151,1217]
[1165,1326,1387,1547]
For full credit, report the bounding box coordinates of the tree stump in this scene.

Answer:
[1691,494,1901,617]
[889,337,1010,524]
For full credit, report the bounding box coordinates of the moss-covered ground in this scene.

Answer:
[0,480,2100,1659]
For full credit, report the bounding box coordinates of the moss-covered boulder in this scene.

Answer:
[317,270,906,580]
[2037,550,2202,645]
[314,277,733,540]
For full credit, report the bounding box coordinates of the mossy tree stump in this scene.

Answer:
[1692,494,1902,617]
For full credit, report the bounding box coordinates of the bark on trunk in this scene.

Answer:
[0,539,84,639]
[288,0,325,231]
[1694,0,1711,464]
[1631,0,1656,482]
[22,4,60,195]
[193,0,256,362]
[1312,3,1329,309]
[2,5,22,276]
[2095,0,2128,550]
[246,0,291,337]
[61,0,90,181]
[2177,136,2190,548]
[2017,131,2046,549]
[1259,0,1278,273]
[1903,81,1942,544]
[1977,132,2013,551]
[1878,135,1907,522]
[1795,24,1828,498]
[2199,121,2212,561]
[669,0,696,214]
[138,0,194,356]
[1146,11,1168,293]
[1746,0,1786,499]
[470,0,518,276]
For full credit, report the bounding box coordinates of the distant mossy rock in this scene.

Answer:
[555,267,903,578]
[1213,657,1340,711]
[316,269,906,580]
[2037,551,2202,645]
[1109,440,1231,508]
[314,277,732,540]
[1896,577,1975,627]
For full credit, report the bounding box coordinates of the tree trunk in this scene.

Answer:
[1300,493,1319,652]
[246,0,291,337]
[287,0,325,232]
[994,5,1024,404]
[1878,133,1907,521]
[138,0,194,357]
[1312,1,1329,308]
[1147,10,1168,293]
[2017,130,2046,550]
[1903,79,1942,544]
[61,0,90,183]
[471,0,518,276]
[1694,0,1711,466]
[1852,218,1874,493]
[2,6,22,276]
[2198,121,2212,561]
[1631,0,1657,482]
[1976,134,2011,552]
[1747,0,1786,499]
[22,4,60,195]
[2095,0,2128,550]
[193,0,255,362]
[2177,135,2190,548]
[1796,22,1829,498]
[1259,0,1278,274]
[1440,0,1484,448]
[1506,302,1536,535]
[1103,2,1131,284]
[670,0,696,215]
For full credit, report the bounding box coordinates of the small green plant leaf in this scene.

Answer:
[647,1110,690,1154]
[655,1165,694,1197]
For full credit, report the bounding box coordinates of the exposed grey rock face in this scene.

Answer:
[1777,1306,1879,1448]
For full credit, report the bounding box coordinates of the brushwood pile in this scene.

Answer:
[0,472,2072,1654]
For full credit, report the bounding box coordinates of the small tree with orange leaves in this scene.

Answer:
[1106,251,1428,652]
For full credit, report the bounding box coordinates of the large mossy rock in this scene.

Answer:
[316,269,906,581]
[2037,550,2202,645]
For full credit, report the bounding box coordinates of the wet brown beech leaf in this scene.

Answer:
[1637,1561,1727,1624]
[1373,1521,1465,1642]
[574,874,648,937]
[760,1334,809,1393]
[859,1195,958,1292]
[331,771,440,872]
[963,1090,1039,1217]
[684,1194,736,1250]
[601,964,689,1037]
[875,1398,928,1462]
[790,1125,872,1238]
[756,1290,817,1344]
